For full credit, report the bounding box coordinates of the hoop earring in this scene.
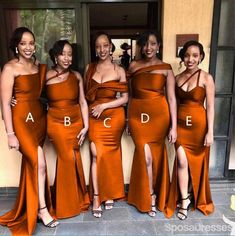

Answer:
[15,47,18,54]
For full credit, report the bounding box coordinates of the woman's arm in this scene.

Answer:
[75,71,89,146]
[204,73,215,146]
[166,69,177,143]
[0,64,19,150]
[91,66,128,118]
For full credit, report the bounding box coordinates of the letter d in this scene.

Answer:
[141,113,150,123]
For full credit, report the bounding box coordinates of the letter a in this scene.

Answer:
[141,113,150,123]
[186,116,192,126]
[25,112,34,123]
[64,116,71,126]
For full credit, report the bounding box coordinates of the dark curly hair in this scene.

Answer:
[179,40,205,63]
[9,27,36,60]
[49,40,72,67]
[137,31,162,59]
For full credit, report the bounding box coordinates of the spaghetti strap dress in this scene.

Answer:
[85,63,128,203]
[127,64,171,213]
[46,72,90,219]
[0,64,54,235]
[165,69,214,218]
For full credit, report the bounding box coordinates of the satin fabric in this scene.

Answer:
[46,72,90,218]
[0,65,54,235]
[85,63,128,203]
[165,69,214,218]
[127,64,171,213]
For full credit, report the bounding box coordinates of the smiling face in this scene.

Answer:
[95,34,112,61]
[142,34,159,59]
[56,43,72,69]
[183,45,203,70]
[17,32,35,60]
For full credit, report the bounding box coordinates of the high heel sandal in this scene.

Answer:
[177,192,193,208]
[148,193,157,217]
[105,200,114,210]
[177,196,191,220]
[38,206,59,228]
[92,193,103,218]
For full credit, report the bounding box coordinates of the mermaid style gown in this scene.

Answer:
[127,64,172,213]
[165,69,214,217]
[46,71,90,218]
[0,65,54,235]
[85,63,128,203]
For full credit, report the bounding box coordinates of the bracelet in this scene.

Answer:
[7,131,15,136]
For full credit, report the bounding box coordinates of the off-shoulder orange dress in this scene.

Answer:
[85,63,128,203]
[0,65,54,235]
[127,64,171,213]
[46,72,90,218]
[165,69,214,218]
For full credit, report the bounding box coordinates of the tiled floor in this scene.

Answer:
[1,182,235,235]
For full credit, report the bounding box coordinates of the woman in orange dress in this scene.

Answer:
[84,32,128,218]
[127,31,177,217]
[0,27,58,235]
[46,40,90,218]
[165,41,215,220]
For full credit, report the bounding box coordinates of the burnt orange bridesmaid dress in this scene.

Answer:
[46,71,90,218]
[0,65,54,235]
[165,69,214,218]
[127,64,171,213]
[85,63,128,203]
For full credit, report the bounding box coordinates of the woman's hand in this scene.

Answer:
[168,128,177,144]
[7,134,19,150]
[10,97,17,107]
[204,132,213,147]
[77,127,88,146]
[91,104,105,118]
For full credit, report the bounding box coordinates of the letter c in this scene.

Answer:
[104,118,111,128]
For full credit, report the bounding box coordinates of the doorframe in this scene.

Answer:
[209,0,235,179]
[0,0,161,70]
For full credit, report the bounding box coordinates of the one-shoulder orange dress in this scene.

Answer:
[165,69,214,218]
[46,72,90,218]
[0,65,54,235]
[85,63,128,203]
[127,64,171,213]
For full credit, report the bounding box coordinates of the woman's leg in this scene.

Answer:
[144,144,156,217]
[37,147,58,226]
[177,146,191,220]
[90,142,102,218]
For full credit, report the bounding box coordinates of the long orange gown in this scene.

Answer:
[46,72,90,218]
[85,63,128,203]
[0,65,54,235]
[127,64,171,213]
[165,69,214,218]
